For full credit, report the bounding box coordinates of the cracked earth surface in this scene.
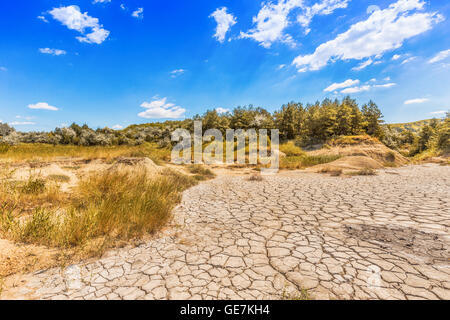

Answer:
[2,164,449,300]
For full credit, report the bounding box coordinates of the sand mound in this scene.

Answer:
[308,135,408,166]
[307,156,383,173]
[108,157,162,175]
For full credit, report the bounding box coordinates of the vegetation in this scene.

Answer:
[383,113,449,158]
[0,168,198,254]
[0,97,385,148]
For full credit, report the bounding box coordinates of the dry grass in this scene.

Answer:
[318,168,343,176]
[0,170,66,215]
[279,141,305,157]
[280,154,341,170]
[347,168,377,176]
[0,167,197,256]
[0,143,171,164]
[187,165,216,180]
[247,173,264,181]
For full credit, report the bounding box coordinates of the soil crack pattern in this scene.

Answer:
[2,165,449,300]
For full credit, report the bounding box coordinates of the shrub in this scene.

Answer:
[248,173,264,181]
[21,177,46,194]
[279,141,305,156]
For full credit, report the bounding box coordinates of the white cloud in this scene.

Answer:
[37,15,49,23]
[297,0,350,35]
[324,79,359,92]
[392,54,402,60]
[120,4,126,11]
[216,107,230,114]
[277,64,287,70]
[240,0,301,48]
[170,69,186,78]
[239,0,348,48]
[0,66,7,72]
[10,121,36,126]
[373,83,397,88]
[401,56,416,64]
[28,102,59,111]
[293,0,443,72]
[132,8,144,19]
[112,124,124,130]
[49,5,110,44]
[367,5,380,14]
[328,79,396,94]
[430,110,447,115]
[138,98,186,119]
[93,0,111,4]
[404,98,429,105]
[428,49,450,64]
[39,48,67,56]
[341,85,371,94]
[352,58,373,71]
[210,7,237,43]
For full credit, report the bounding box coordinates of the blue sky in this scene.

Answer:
[1,0,449,131]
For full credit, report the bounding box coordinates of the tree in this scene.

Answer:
[362,101,384,138]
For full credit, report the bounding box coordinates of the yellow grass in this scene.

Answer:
[0,168,197,254]
[0,143,172,164]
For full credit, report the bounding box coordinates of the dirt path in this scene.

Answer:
[2,164,449,300]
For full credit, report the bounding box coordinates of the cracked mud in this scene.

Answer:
[2,164,449,300]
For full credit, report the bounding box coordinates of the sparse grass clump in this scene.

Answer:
[318,168,343,176]
[47,174,70,183]
[280,154,341,170]
[187,165,216,180]
[20,177,46,194]
[348,168,377,176]
[247,173,264,181]
[0,168,198,253]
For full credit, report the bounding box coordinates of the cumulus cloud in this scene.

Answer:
[404,98,429,105]
[293,0,443,72]
[325,78,396,94]
[216,107,230,114]
[39,48,67,56]
[138,98,186,119]
[392,54,402,60]
[49,5,110,44]
[297,0,350,35]
[93,0,111,4]
[367,5,380,14]
[324,79,360,92]
[428,49,450,64]
[239,0,301,48]
[28,102,59,111]
[132,8,144,19]
[341,85,371,94]
[240,0,348,48]
[210,7,237,43]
